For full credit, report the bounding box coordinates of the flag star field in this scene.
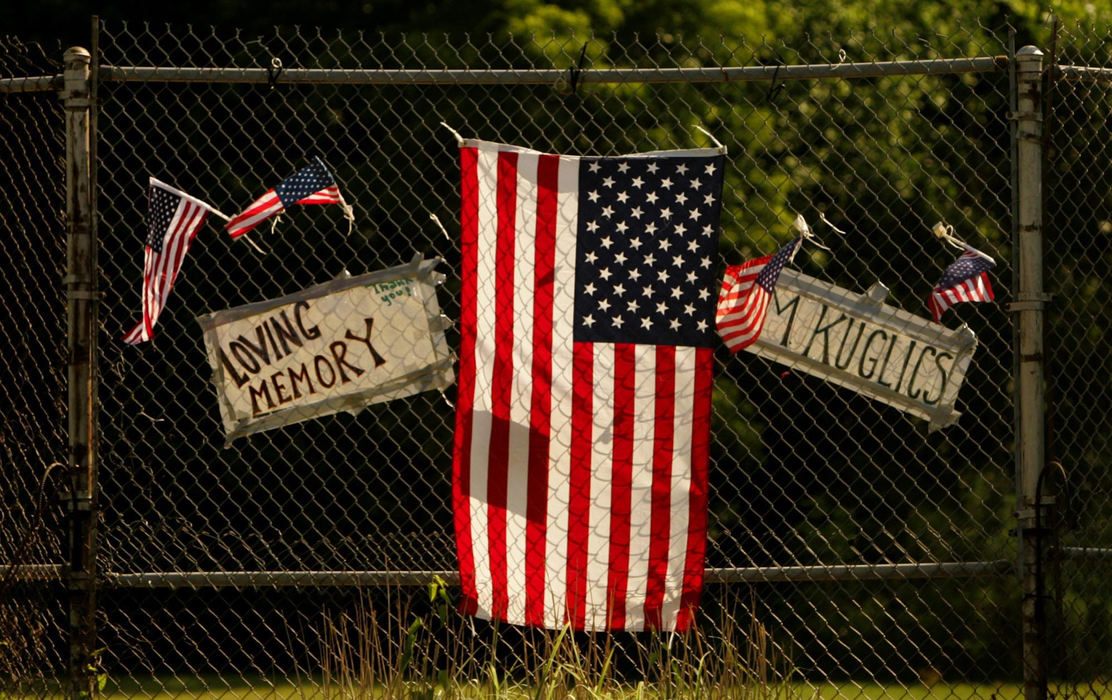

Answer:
[573,157,723,347]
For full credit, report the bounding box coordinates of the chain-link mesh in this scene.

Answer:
[80,21,1027,697]
[0,34,68,699]
[1043,21,1112,697]
[15,16,1112,698]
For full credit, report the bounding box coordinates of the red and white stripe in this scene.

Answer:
[716,255,774,352]
[224,190,284,238]
[453,141,712,632]
[122,184,214,345]
[928,273,994,323]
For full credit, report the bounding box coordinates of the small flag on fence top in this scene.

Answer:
[225,157,350,238]
[452,139,725,632]
[715,235,802,352]
[927,248,995,323]
[123,178,221,345]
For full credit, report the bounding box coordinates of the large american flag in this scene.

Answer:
[225,157,346,238]
[122,179,219,345]
[453,140,724,632]
[928,248,995,323]
[715,236,801,353]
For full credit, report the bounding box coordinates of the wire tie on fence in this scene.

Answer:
[266,56,284,89]
[767,61,785,104]
[440,121,465,147]
[568,42,588,96]
[818,211,847,235]
[692,125,726,153]
[838,48,847,64]
[430,212,452,243]
[793,214,831,252]
[932,221,996,264]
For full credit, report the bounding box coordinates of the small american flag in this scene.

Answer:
[225,157,347,238]
[928,248,995,323]
[453,140,724,632]
[715,236,802,352]
[123,179,220,345]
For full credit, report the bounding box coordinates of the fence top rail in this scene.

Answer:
[0,74,62,93]
[1056,63,1112,82]
[96,55,1008,86]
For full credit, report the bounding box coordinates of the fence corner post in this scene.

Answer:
[62,44,99,700]
[1013,43,1048,700]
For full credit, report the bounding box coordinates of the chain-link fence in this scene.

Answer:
[2,16,1110,698]
[0,33,68,700]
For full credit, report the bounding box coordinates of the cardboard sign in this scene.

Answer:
[197,257,454,442]
[749,269,978,430]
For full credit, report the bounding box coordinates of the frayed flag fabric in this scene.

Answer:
[927,249,995,323]
[225,157,348,238]
[452,139,725,632]
[123,178,221,345]
[715,236,802,352]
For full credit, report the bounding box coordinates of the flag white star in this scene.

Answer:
[614,251,627,265]
[644,253,656,266]
[659,238,672,251]
[588,161,601,172]
[656,301,669,314]
[630,206,643,219]
[600,267,612,280]
[585,251,598,264]
[675,192,688,205]
[647,162,659,173]
[602,176,615,188]
[646,192,659,204]
[600,236,613,249]
[602,206,615,218]
[671,285,683,298]
[657,269,670,283]
[630,236,643,249]
[689,177,702,189]
[632,176,644,188]
[700,256,711,268]
[684,303,695,316]
[705,162,717,175]
[627,299,640,312]
[617,191,630,204]
[670,318,681,330]
[599,298,611,311]
[689,209,702,221]
[613,283,626,296]
[587,220,599,233]
[616,221,629,234]
[671,255,685,268]
[698,288,710,300]
[584,281,597,295]
[612,315,625,328]
[617,162,630,173]
[660,208,673,220]
[640,317,653,329]
[704,193,716,205]
[661,177,673,189]
[642,285,655,298]
[687,240,699,252]
[588,190,600,202]
[686,270,698,283]
[676,163,688,174]
[583,314,596,327]
[696,319,708,332]
[629,267,642,280]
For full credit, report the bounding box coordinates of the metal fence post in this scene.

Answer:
[62,45,99,700]
[1013,44,1048,700]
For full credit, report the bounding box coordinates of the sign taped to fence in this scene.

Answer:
[747,269,978,430]
[197,256,454,442]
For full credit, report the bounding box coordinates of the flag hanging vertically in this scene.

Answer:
[452,140,725,632]
[715,235,802,352]
[123,178,221,345]
[927,248,996,323]
[225,156,350,238]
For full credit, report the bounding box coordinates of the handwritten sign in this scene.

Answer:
[197,257,454,442]
[749,269,978,430]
